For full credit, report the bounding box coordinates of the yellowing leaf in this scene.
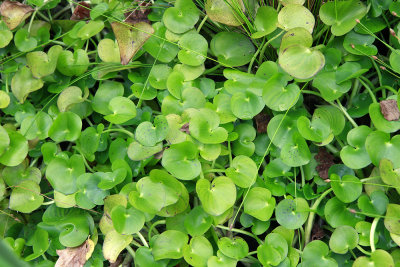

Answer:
[0,1,34,30]
[111,21,154,65]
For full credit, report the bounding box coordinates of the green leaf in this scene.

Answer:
[11,66,43,103]
[184,206,213,236]
[343,31,377,55]
[9,180,43,213]
[210,32,255,67]
[357,191,388,216]
[275,198,309,229]
[0,129,28,167]
[162,0,199,34]
[312,71,352,101]
[226,155,257,188]
[178,32,207,66]
[183,236,213,267]
[353,250,394,267]
[135,115,168,147]
[0,28,13,48]
[46,154,85,195]
[280,133,311,167]
[205,0,244,26]
[14,28,37,52]
[340,126,372,169]
[48,111,82,142]
[300,240,338,267]
[104,96,137,124]
[325,197,364,227]
[56,49,89,76]
[369,102,400,133]
[76,20,104,40]
[278,4,315,33]
[92,81,124,115]
[26,45,62,78]
[365,131,400,168]
[329,226,358,254]
[103,230,133,263]
[218,237,249,260]
[196,177,236,216]
[263,76,300,111]
[252,6,278,38]
[2,162,41,186]
[57,86,85,113]
[127,141,163,161]
[384,204,400,235]
[230,90,264,119]
[330,174,362,203]
[319,0,368,36]
[111,205,145,234]
[244,187,276,221]
[257,233,288,266]
[97,38,120,63]
[162,141,201,180]
[189,108,228,144]
[152,230,189,260]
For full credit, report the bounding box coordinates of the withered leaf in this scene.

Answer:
[70,2,91,20]
[380,99,400,121]
[314,148,335,179]
[111,21,154,65]
[180,123,190,134]
[0,0,34,30]
[124,0,151,24]
[254,112,269,133]
[55,239,95,267]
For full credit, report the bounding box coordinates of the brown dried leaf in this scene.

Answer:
[254,112,269,133]
[55,239,95,267]
[314,148,335,179]
[311,222,325,241]
[124,0,151,24]
[380,99,400,121]
[70,2,91,20]
[0,0,34,30]
[111,21,154,65]
[180,123,190,134]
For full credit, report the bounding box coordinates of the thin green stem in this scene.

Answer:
[197,15,208,32]
[136,232,149,247]
[357,245,372,256]
[333,100,358,128]
[215,225,263,245]
[148,220,166,241]
[28,8,39,34]
[126,246,136,259]
[102,128,134,138]
[373,85,398,95]
[203,63,221,75]
[370,217,379,252]
[203,169,226,174]
[248,37,266,73]
[304,188,333,245]
[347,79,360,109]
[358,77,378,103]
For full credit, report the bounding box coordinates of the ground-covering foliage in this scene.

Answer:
[1,0,400,266]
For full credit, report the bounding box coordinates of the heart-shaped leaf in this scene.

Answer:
[263,76,300,111]
[205,0,244,26]
[278,4,315,33]
[189,108,228,144]
[276,198,309,229]
[162,0,199,34]
[162,141,201,180]
[325,197,364,227]
[152,230,189,260]
[0,129,28,167]
[183,236,213,267]
[353,250,394,267]
[244,187,276,221]
[127,141,163,161]
[226,155,257,188]
[330,174,362,203]
[135,115,168,147]
[329,226,358,254]
[357,191,388,216]
[111,205,145,234]
[384,204,400,235]
[92,81,124,115]
[218,237,248,260]
[9,180,43,213]
[252,6,278,38]
[300,240,338,267]
[280,133,311,167]
[319,0,367,36]
[196,177,236,216]
[366,131,400,168]
[184,206,213,236]
[49,111,82,142]
[257,233,288,266]
[46,154,85,195]
[57,86,85,112]
[340,125,372,169]
[210,32,255,67]
[56,49,89,76]
[26,45,62,78]
[2,161,40,186]
[97,38,120,63]
[312,71,352,101]
[76,20,104,40]
[0,27,13,48]
[343,31,377,55]
[111,21,154,65]
[11,66,43,103]
[104,96,137,124]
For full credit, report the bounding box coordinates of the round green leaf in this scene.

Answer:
[280,133,311,167]
[325,197,364,228]
[184,206,213,236]
[11,66,43,103]
[205,0,244,26]
[252,6,278,38]
[210,32,255,67]
[49,111,82,142]
[244,187,276,221]
[152,230,189,260]
[353,250,394,267]
[300,240,338,267]
[14,28,37,52]
[340,125,372,169]
[226,155,257,188]
[162,0,199,34]
[56,49,89,77]
[263,77,300,111]
[97,38,120,63]
[111,205,145,235]
[9,180,43,213]
[104,96,137,124]
[0,129,28,167]
[230,90,264,119]
[278,4,315,33]
[329,226,358,254]
[196,177,236,216]
[178,32,207,66]
[218,237,248,260]
[135,115,168,147]
[365,131,400,168]
[183,236,213,267]
[330,174,362,203]
[189,108,228,144]
[275,198,309,229]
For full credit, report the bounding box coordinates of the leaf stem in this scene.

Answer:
[125,246,136,259]
[102,128,134,138]
[136,232,149,247]
[357,77,378,104]
[215,225,263,245]
[304,188,333,245]
[356,245,372,255]
[148,220,166,241]
[197,15,208,32]
[332,100,358,128]
[370,217,379,252]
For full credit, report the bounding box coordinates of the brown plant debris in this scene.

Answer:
[70,2,91,20]
[254,112,269,133]
[124,0,151,24]
[55,239,94,267]
[0,0,34,30]
[314,148,335,179]
[180,123,190,134]
[380,99,400,121]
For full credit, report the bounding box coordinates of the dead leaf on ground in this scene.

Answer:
[124,0,151,24]
[0,0,34,30]
[55,239,95,267]
[180,123,190,134]
[314,148,335,179]
[111,21,154,65]
[380,99,400,121]
[254,112,269,133]
[70,2,91,20]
